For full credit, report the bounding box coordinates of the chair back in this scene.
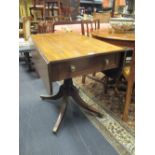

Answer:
[38,21,55,33]
[81,19,100,36]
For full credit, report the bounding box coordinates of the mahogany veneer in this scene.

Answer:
[31,32,126,133]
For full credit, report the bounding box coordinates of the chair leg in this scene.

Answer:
[82,75,86,84]
[24,52,33,71]
[122,80,134,121]
[104,76,109,94]
[114,77,121,96]
[92,72,96,77]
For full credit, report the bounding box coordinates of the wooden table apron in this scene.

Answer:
[31,32,126,95]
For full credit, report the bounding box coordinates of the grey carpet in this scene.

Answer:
[19,63,119,155]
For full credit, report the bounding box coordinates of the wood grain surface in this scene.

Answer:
[92,30,135,41]
[31,32,125,63]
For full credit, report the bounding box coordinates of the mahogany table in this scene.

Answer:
[31,32,126,133]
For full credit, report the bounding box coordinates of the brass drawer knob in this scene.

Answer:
[70,65,76,72]
[105,59,110,65]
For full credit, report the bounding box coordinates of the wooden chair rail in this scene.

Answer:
[81,19,100,37]
[122,49,135,121]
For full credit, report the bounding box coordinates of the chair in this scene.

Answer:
[121,49,135,121]
[109,49,135,121]
[81,19,100,37]
[81,19,100,83]
[37,20,55,33]
[102,49,134,94]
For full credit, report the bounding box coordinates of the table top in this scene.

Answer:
[31,32,125,63]
[91,30,135,42]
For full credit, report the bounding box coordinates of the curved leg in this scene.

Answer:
[71,87,103,118]
[52,98,68,133]
[40,86,63,100]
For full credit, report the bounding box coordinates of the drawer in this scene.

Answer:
[50,53,121,81]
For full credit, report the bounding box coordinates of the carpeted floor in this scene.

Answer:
[73,73,135,155]
[74,73,135,130]
[19,63,119,155]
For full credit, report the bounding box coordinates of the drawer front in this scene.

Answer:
[50,53,121,81]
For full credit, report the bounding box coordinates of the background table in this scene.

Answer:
[91,30,135,48]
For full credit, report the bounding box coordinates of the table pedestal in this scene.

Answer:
[40,78,103,133]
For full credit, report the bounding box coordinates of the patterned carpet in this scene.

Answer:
[72,72,135,155]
